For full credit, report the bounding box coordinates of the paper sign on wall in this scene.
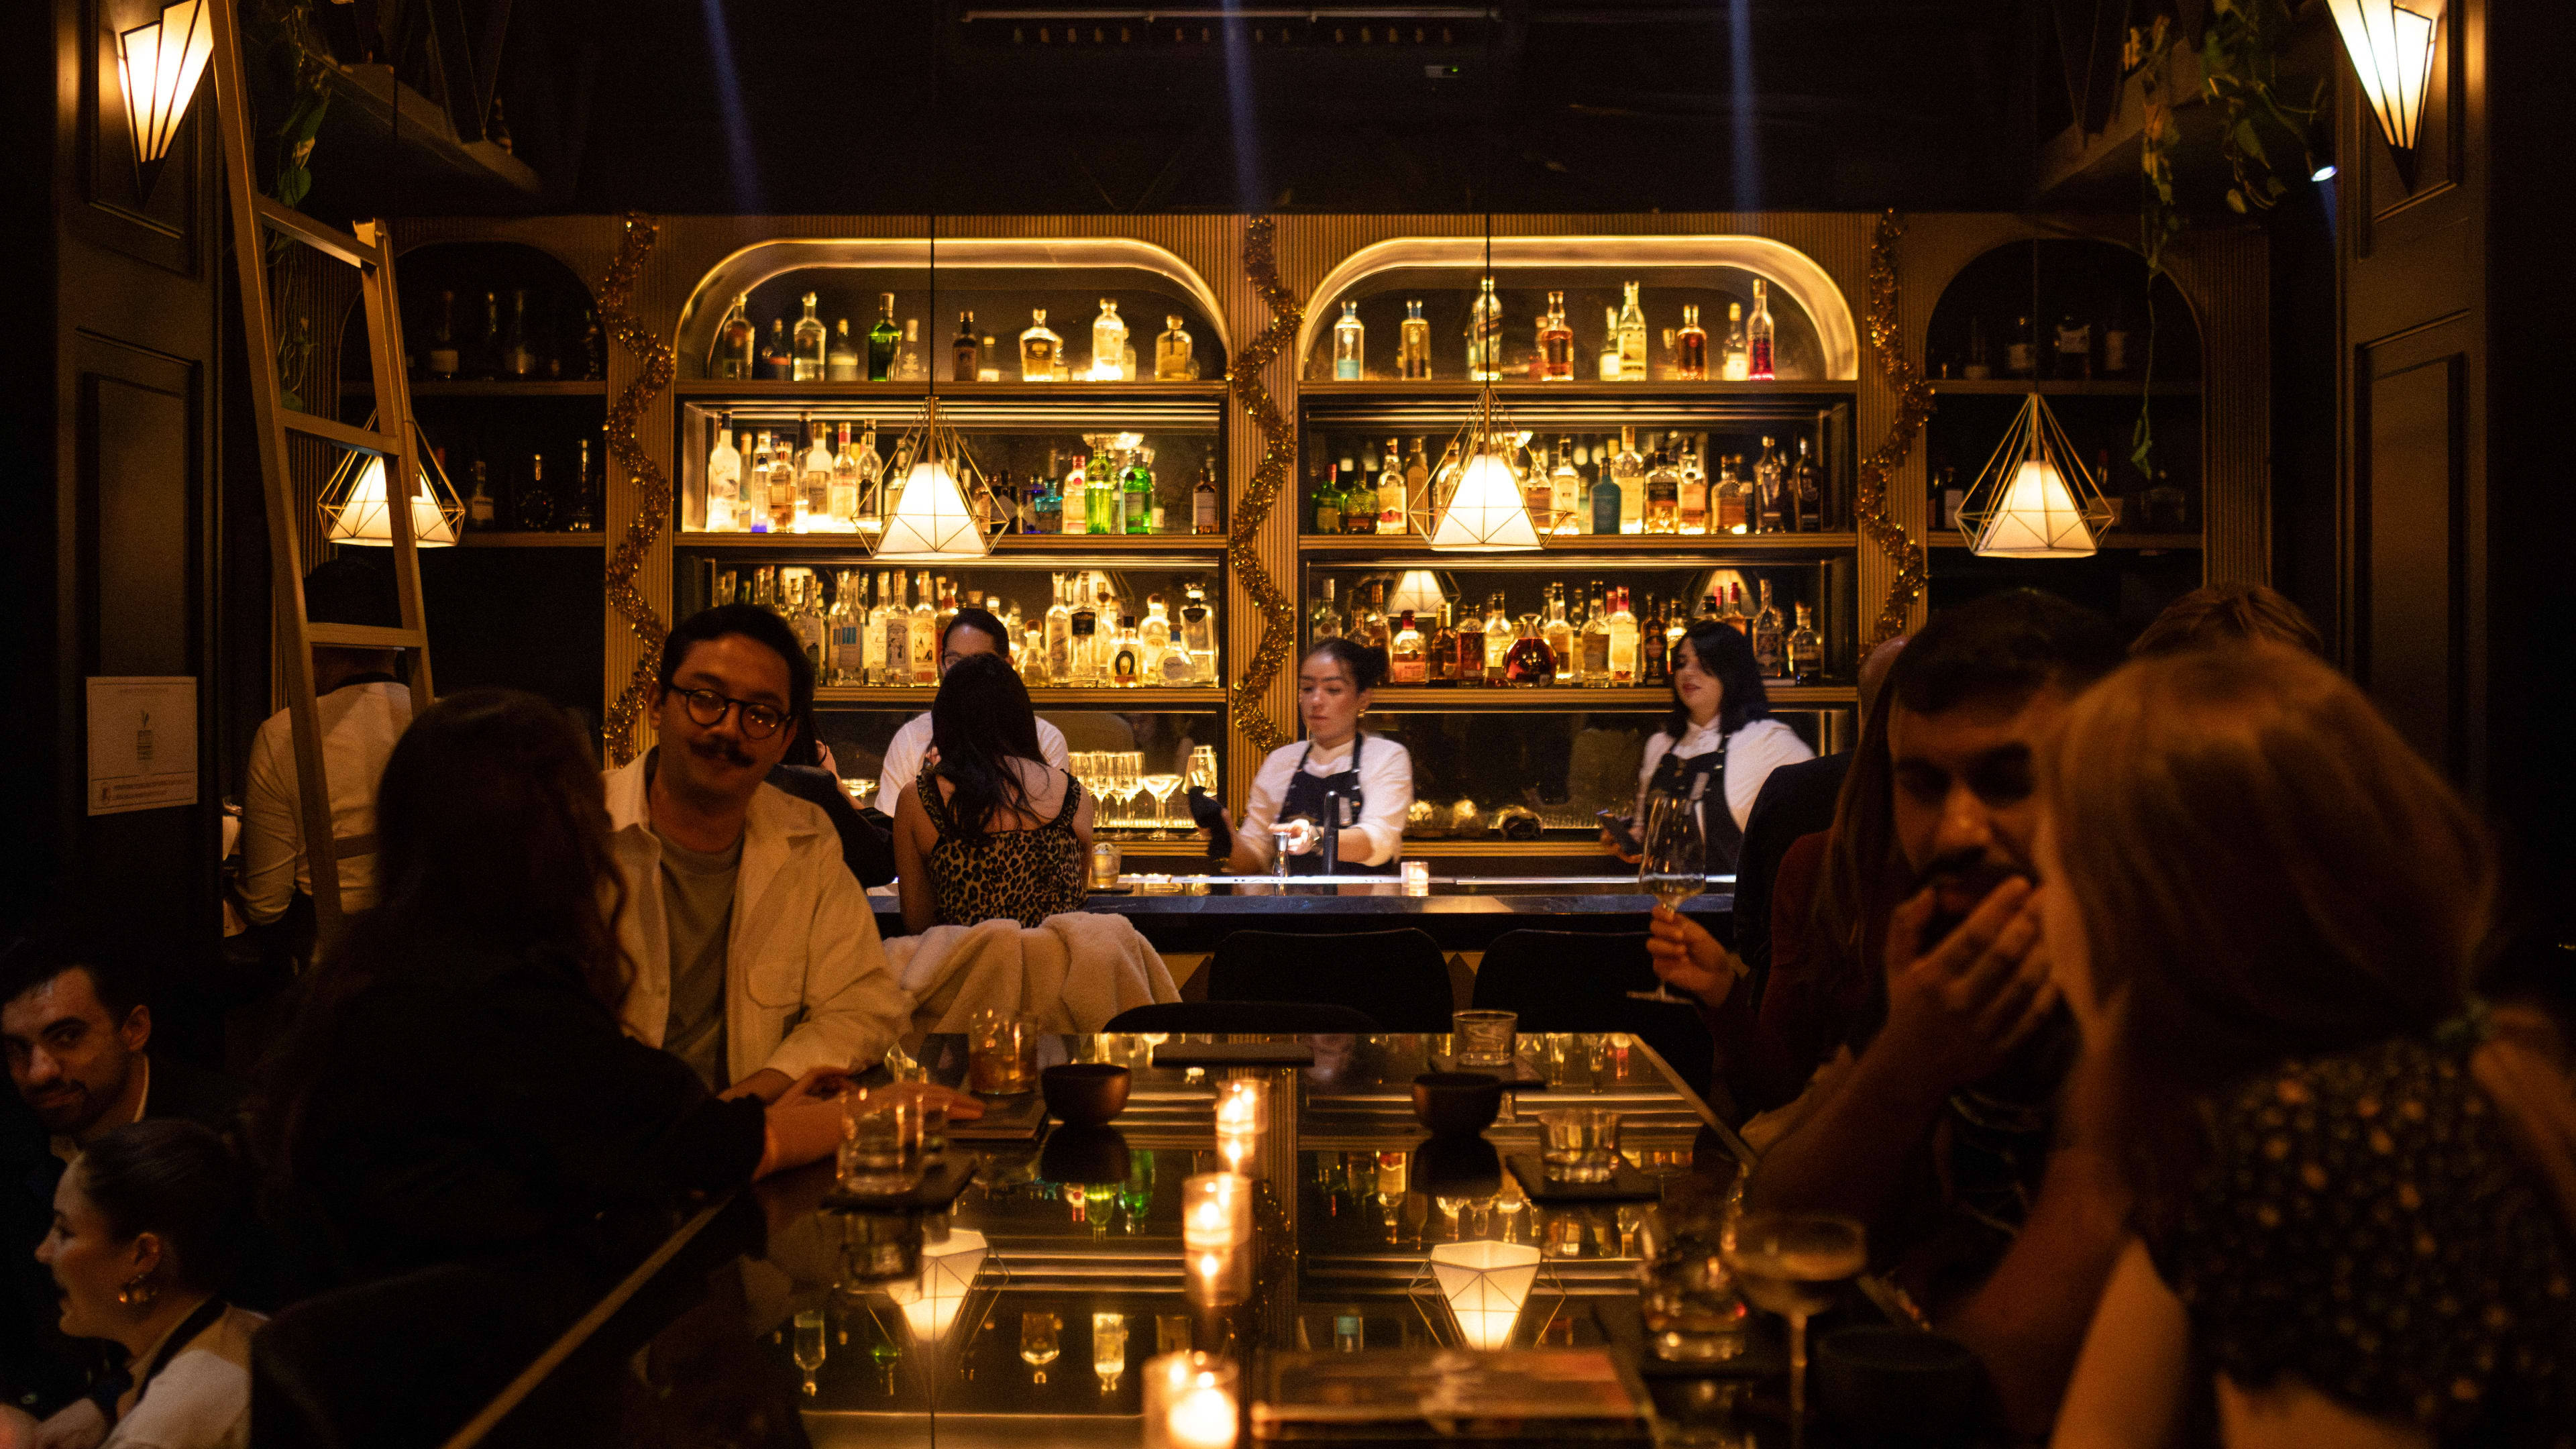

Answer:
[87,676,197,816]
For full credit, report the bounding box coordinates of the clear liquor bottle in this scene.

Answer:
[1608,586,1640,685]
[825,318,860,381]
[1520,446,1554,531]
[1019,308,1059,381]
[859,572,890,684]
[1467,276,1503,381]
[1785,601,1821,683]
[1403,438,1431,526]
[979,333,1000,381]
[1580,588,1611,683]
[1543,583,1574,682]
[828,571,863,684]
[1549,438,1582,535]
[1643,445,1680,533]
[1540,292,1574,382]
[712,292,755,379]
[1375,437,1405,536]
[1180,583,1216,682]
[1332,301,1364,381]
[763,432,798,532]
[1389,611,1427,684]
[501,289,536,377]
[1676,303,1708,380]
[1058,447,1088,536]
[1069,582,1103,682]
[1598,306,1622,381]
[1398,299,1431,380]
[881,571,911,685]
[953,311,978,384]
[1193,459,1220,533]
[1309,576,1343,643]
[867,294,901,381]
[1748,280,1776,380]
[1616,281,1649,381]
[909,572,938,684]
[1156,315,1195,380]
[800,416,835,527]
[1751,580,1785,677]
[853,422,884,537]
[1754,437,1786,533]
[1091,299,1128,382]
[793,292,828,382]
[427,290,461,378]
[706,419,741,531]
[1721,303,1750,381]
[829,423,861,527]
[1612,426,1645,534]
[1122,449,1152,535]
[893,319,926,382]
[1483,592,1511,684]
[1044,573,1073,684]
[1678,439,1709,535]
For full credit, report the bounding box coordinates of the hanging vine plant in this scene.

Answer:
[239,0,335,411]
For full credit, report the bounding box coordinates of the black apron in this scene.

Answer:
[1279,734,1399,877]
[1644,729,1744,875]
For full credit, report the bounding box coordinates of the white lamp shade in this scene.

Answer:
[2326,0,2443,154]
[1429,452,1541,552]
[1388,570,1447,619]
[1429,1240,1541,1351]
[875,456,989,560]
[1973,458,2098,559]
[894,1229,987,1344]
[117,0,213,168]
[326,456,458,547]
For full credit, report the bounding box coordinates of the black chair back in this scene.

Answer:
[1206,928,1454,1032]
[1106,1000,1383,1034]
[1470,930,1715,1098]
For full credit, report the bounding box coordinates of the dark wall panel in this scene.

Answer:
[2357,344,2465,773]
[86,357,197,676]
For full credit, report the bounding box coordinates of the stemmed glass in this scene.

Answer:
[1114,751,1144,834]
[1140,768,1183,839]
[1629,792,1707,1004]
[1020,1309,1062,1385]
[1187,745,1218,796]
[1722,1212,1866,1448]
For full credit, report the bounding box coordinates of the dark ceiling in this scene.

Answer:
[310,0,2078,219]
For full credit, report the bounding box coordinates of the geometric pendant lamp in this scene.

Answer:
[319,419,462,547]
[1427,1240,1543,1351]
[1430,385,1542,551]
[894,1228,989,1347]
[1957,392,2110,558]
[2325,0,2445,166]
[872,394,991,561]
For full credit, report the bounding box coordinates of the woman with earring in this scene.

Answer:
[1201,639,1415,879]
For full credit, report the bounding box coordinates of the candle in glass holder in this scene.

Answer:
[1181,1172,1252,1250]
[1216,1128,1257,1173]
[1144,1351,1240,1449]
[1213,1077,1269,1135]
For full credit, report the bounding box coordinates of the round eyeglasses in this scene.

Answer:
[678,688,786,739]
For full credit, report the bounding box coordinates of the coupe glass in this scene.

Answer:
[1629,792,1707,1004]
[1722,1212,1866,1446]
[1141,771,1183,838]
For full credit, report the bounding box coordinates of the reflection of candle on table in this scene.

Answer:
[1216,1128,1256,1173]
[1167,1384,1238,1449]
[1182,1173,1250,1249]
[1146,1352,1240,1449]
[1214,1077,1269,1134]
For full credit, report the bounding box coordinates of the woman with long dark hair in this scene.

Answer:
[2048,648,2575,1445]
[1608,617,1812,874]
[1202,638,1416,878]
[894,653,1093,932]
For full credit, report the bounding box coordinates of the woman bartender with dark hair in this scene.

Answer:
[1202,639,1415,875]
[1609,617,1811,873]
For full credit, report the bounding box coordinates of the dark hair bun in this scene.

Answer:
[1305,637,1387,692]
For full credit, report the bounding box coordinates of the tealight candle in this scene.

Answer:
[1181,1172,1252,1250]
[1144,1352,1240,1449]
[1213,1077,1269,1135]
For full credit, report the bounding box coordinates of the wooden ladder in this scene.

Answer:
[208,2,435,946]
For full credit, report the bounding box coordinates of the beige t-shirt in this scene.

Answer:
[105,1305,264,1449]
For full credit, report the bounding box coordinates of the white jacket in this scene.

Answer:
[604,754,906,1084]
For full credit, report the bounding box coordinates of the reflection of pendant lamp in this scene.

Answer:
[1387,570,1448,619]
[319,421,461,547]
[1428,1240,1542,1351]
[1957,394,2108,558]
[2326,0,2443,168]
[873,395,990,560]
[117,0,213,180]
[1430,388,1542,552]
[893,1228,988,1344]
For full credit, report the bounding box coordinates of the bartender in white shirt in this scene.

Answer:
[875,607,1069,812]
[1205,639,1415,876]
[1609,616,1813,873]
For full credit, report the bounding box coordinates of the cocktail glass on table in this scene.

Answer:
[1722,1211,1867,1448]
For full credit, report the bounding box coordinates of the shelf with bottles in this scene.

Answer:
[1295,533,1860,558]
[1923,238,2200,387]
[1924,390,2204,541]
[1368,684,1858,708]
[368,243,608,386]
[1924,534,2201,551]
[674,531,1228,557]
[373,407,608,538]
[671,379,1230,402]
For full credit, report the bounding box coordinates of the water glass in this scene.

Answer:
[1637,1185,1749,1363]
[967,1009,1041,1093]
[840,1089,927,1193]
[1536,1107,1622,1183]
[1451,1009,1518,1070]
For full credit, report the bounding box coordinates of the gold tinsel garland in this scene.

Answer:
[1224,217,1304,756]
[1856,209,1935,645]
[598,213,678,765]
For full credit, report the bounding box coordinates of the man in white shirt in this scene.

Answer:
[238,561,415,925]
[875,608,1068,813]
[605,605,908,1101]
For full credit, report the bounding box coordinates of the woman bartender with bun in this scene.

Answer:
[1203,639,1415,876]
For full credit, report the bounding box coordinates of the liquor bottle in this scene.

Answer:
[1676,303,1707,381]
[1543,583,1574,682]
[879,572,910,685]
[792,292,827,382]
[1678,439,1709,534]
[1398,299,1431,380]
[1057,447,1087,536]
[1355,584,1390,652]
[1612,427,1645,534]
[1644,445,1680,533]
[1090,299,1128,382]
[826,319,861,381]
[1590,449,1621,537]
[1089,445,1120,535]
[1031,451,1063,535]
[467,290,499,378]
[1193,459,1220,533]
[714,292,755,380]
[1660,327,1678,379]
[1754,437,1785,533]
[2055,311,2092,381]
[1181,582,1218,682]
[1937,464,1965,530]
[1729,582,1755,637]
[867,294,900,382]
[1616,282,1649,381]
[1597,307,1621,381]
[1313,464,1343,534]
[1425,603,1455,686]
[706,419,741,532]
[1346,462,1376,535]
[519,452,557,530]
[1548,439,1581,535]
[757,432,792,531]
[1310,576,1344,643]
[1641,595,1670,686]
[492,288,532,378]
[1375,437,1405,536]
[2102,297,2131,377]
[1540,292,1574,382]
[1332,301,1364,381]
[858,573,888,684]
[1020,308,1059,381]
[1041,574,1073,683]
[1105,616,1140,688]
[427,290,461,378]
[1528,303,1552,380]
[889,319,923,381]
[828,572,863,685]
[1403,438,1431,526]
[1751,580,1785,677]
[1453,598,1485,685]
[1468,276,1503,381]
[465,460,496,532]
[1390,611,1427,684]
[1153,314,1195,381]
[761,319,792,380]
[1792,437,1823,531]
[800,415,834,527]
[2005,314,2035,378]
[1520,447,1554,529]
[953,311,979,384]
[1721,302,1750,381]
[853,422,884,537]
[564,440,598,533]
[1742,280,1774,380]
[1580,588,1611,682]
[979,333,1000,382]
[1608,587,1640,685]
[1505,616,1554,686]
[1785,602,1821,683]
[828,423,861,527]
[908,572,937,684]
[1122,449,1152,535]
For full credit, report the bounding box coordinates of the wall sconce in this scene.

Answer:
[117,0,214,180]
[2326,0,2444,168]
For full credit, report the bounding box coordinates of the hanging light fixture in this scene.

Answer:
[1957,393,2110,557]
[2326,0,2444,165]
[317,420,462,548]
[1427,1241,1542,1351]
[892,1228,989,1346]
[1429,384,1542,552]
[117,0,213,179]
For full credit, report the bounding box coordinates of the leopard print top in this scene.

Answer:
[916,760,1088,929]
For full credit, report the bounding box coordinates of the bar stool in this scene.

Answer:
[1205,927,1454,1032]
[1469,930,1715,1099]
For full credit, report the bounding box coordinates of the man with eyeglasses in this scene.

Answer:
[602,604,906,1102]
[873,607,1068,815]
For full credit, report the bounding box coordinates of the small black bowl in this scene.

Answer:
[1411,1072,1504,1137]
[1038,1125,1132,1185]
[1413,1134,1503,1198]
[1041,1063,1132,1126]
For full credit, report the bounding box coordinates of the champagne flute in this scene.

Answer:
[1118,751,1146,834]
[1723,1212,1866,1448]
[1629,792,1707,1004]
[792,1307,826,1397]
[1141,771,1183,839]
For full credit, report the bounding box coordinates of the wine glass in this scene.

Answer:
[1187,745,1218,794]
[1116,751,1145,833]
[1629,792,1707,1004]
[1723,1212,1866,1448]
[1020,1309,1062,1385]
[1141,769,1183,839]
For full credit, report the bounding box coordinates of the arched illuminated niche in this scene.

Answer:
[676,237,1232,382]
[1296,235,1859,384]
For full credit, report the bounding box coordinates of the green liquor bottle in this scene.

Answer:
[866,292,900,382]
[1122,449,1153,534]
